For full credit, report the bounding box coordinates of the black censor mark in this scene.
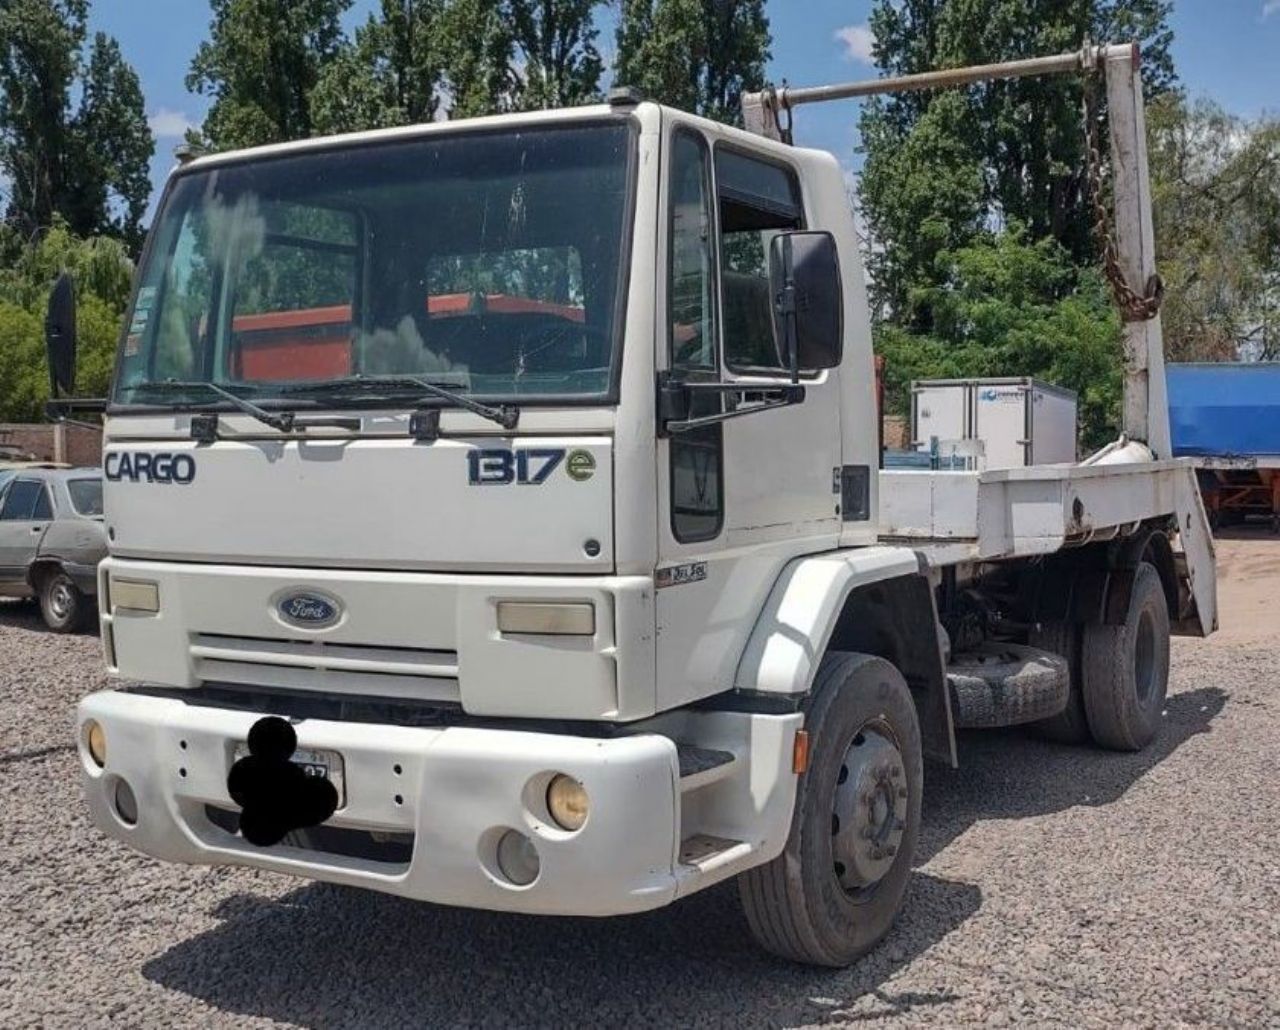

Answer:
[227,717,338,847]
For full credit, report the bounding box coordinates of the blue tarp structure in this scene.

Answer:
[1167,363,1280,458]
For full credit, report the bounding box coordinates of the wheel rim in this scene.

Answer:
[48,579,73,620]
[831,723,908,895]
[1134,607,1157,704]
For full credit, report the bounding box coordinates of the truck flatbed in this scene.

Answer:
[879,458,1216,634]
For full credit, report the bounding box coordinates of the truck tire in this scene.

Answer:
[1028,621,1090,744]
[947,644,1070,729]
[1081,562,1170,751]
[38,568,88,633]
[738,653,922,967]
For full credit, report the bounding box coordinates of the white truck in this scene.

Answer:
[53,43,1215,967]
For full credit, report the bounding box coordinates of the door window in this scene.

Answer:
[668,131,723,543]
[0,480,40,520]
[715,148,804,373]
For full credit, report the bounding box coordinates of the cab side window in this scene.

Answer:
[715,149,804,373]
[668,131,723,543]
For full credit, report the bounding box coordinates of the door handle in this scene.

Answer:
[30,525,45,533]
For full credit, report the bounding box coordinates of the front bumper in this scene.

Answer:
[78,689,682,915]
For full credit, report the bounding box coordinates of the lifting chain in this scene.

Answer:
[1081,73,1164,322]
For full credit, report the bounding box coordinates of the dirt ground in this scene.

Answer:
[1,531,1278,1027]
[1204,529,1280,643]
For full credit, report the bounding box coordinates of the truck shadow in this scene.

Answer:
[917,685,1228,865]
[141,686,1226,1028]
[142,871,979,1029]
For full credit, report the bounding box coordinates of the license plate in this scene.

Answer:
[232,744,346,808]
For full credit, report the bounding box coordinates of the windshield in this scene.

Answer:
[114,120,635,407]
[67,478,104,516]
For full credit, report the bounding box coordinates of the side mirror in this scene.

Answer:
[45,272,77,398]
[769,230,843,377]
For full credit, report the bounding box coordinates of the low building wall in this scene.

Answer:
[0,422,103,467]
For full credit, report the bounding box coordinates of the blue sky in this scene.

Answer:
[89,0,1280,217]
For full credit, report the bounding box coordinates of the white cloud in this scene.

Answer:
[147,108,195,139]
[1265,0,1280,17]
[835,25,875,64]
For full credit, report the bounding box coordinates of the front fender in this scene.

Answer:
[734,546,922,696]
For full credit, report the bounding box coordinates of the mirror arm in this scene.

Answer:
[778,233,800,386]
[657,372,805,436]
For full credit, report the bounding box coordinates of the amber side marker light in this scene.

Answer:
[792,729,810,774]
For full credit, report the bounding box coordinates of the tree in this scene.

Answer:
[0,0,152,246]
[876,228,1123,450]
[437,0,517,119]
[187,0,351,150]
[312,0,445,134]
[0,218,133,420]
[510,0,604,110]
[614,0,769,124]
[69,34,154,247]
[1147,95,1280,361]
[859,0,1176,325]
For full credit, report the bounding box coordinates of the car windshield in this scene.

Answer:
[113,120,635,407]
[67,478,104,516]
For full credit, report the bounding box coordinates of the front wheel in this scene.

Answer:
[38,568,87,633]
[738,653,923,967]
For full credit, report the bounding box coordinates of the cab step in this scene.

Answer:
[676,744,737,791]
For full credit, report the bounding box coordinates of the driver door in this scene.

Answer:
[654,125,843,711]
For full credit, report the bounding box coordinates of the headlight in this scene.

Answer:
[496,601,595,636]
[86,720,106,767]
[546,774,589,831]
[111,577,160,614]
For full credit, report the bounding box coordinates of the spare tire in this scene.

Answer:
[948,643,1070,729]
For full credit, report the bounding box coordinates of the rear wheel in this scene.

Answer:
[38,568,87,633]
[738,653,923,967]
[1081,562,1170,751]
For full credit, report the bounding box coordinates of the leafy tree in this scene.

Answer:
[69,34,154,247]
[312,0,445,134]
[0,0,152,246]
[614,0,769,124]
[859,0,1176,325]
[876,228,1122,450]
[187,0,351,150]
[0,218,132,419]
[510,0,604,110]
[1147,95,1280,360]
[437,0,517,118]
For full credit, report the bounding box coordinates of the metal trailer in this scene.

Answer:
[911,377,1079,469]
[1168,362,1280,532]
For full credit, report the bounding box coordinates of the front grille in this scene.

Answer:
[190,633,460,702]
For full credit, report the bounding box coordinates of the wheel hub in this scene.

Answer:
[50,581,72,619]
[831,727,907,892]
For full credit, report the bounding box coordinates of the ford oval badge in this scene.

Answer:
[277,591,341,628]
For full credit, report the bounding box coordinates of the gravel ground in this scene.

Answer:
[2,537,1279,1028]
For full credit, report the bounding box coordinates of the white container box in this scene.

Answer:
[911,377,1078,469]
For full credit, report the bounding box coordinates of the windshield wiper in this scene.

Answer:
[136,380,296,439]
[289,375,520,433]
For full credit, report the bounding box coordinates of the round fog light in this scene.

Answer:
[546,774,589,831]
[86,720,106,768]
[495,829,540,886]
[113,778,138,826]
